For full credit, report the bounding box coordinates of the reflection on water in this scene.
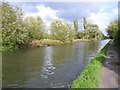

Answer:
[41,47,55,78]
[2,39,110,88]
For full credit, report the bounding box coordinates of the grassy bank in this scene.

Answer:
[1,39,90,51]
[72,41,110,88]
[29,39,90,47]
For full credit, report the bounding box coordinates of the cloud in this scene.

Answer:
[25,4,58,22]
[10,2,118,35]
[24,4,59,33]
[44,2,117,33]
[45,2,117,21]
[87,7,118,35]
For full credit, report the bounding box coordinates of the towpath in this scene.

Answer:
[99,41,120,88]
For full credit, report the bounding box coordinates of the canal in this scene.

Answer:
[2,39,110,88]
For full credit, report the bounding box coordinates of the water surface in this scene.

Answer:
[2,39,110,88]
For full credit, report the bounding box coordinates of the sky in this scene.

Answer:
[9,1,118,35]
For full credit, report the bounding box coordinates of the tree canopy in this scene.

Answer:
[51,19,75,42]
[2,2,29,50]
[76,17,103,40]
[106,19,120,51]
[107,20,118,39]
[24,16,45,40]
[74,19,78,32]
[1,2,106,51]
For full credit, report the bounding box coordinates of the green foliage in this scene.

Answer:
[43,33,53,39]
[74,19,78,32]
[76,29,103,40]
[106,19,120,53]
[72,41,110,88]
[50,19,75,42]
[76,17,103,40]
[1,2,45,51]
[2,2,29,50]
[1,2,106,51]
[76,30,85,39]
[24,16,45,40]
[107,20,118,39]
[83,17,87,29]
[86,24,98,30]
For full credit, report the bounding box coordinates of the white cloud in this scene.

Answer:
[36,5,58,21]
[24,4,59,33]
[87,7,118,35]
[23,3,118,35]
[25,4,58,21]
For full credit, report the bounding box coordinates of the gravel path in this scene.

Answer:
[99,40,120,88]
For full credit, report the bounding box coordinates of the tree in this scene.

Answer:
[43,33,53,39]
[74,19,78,32]
[87,24,98,30]
[83,17,87,29]
[76,30,85,39]
[107,20,118,39]
[83,17,98,30]
[50,19,75,42]
[2,2,29,50]
[83,28,103,40]
[80,17,103,40]
[107,19,120,50]
[24,16,45,40]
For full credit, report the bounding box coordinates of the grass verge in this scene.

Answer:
[72,41,110,88]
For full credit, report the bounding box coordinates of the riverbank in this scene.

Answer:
[29,39,90,47]
[72,40,110,88]
[1,39,90,51]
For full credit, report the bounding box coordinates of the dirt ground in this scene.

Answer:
[99,41,120,88]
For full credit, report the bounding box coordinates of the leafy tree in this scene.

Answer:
[83,17,98,30]
[2,2,29,50]
[86,24,98,30]
[83,17,87,29]
[50,19,75,42]
[76,17,103,40]
[107,19,120,51]
[79,17,103,40]
[24,16,45,40]
[74,19,78,32]
[43,33,53,39]
[107,20,118,39]
[76,30,85,39]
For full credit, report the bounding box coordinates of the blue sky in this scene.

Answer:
[9,2,118,35]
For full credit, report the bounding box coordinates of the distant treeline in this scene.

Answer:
[1,2,110,51]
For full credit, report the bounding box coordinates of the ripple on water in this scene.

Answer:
[40,65,55,78]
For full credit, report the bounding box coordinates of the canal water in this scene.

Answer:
[2,39,110,88]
